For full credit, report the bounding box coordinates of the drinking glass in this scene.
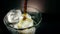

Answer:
[3,6,42,34]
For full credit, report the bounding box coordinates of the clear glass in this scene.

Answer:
[3,6,42,34]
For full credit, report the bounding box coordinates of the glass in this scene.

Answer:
[3,6,42,34]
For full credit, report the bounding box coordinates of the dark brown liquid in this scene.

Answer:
[23,0,27,20]
[24,0,27,14]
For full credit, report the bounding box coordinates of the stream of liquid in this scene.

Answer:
[23,0,28,20]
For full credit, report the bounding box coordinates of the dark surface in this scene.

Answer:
[0,0,57,34]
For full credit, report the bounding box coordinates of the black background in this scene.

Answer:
[0,0,57,34]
